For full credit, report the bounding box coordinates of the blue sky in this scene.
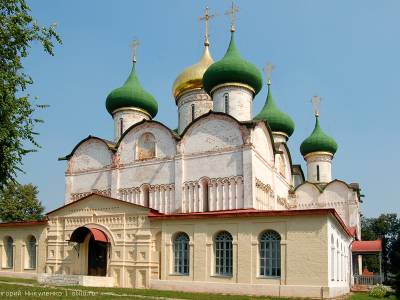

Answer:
[20,0,400,217]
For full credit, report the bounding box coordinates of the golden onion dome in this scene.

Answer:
[172,45,213,102]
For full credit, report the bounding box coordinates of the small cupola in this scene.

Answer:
[105,44,158,141]
[300,114,338,157]
[105,62,158,118]
[202,4,262,122]
[300,101,338,183]
[202,31,262,97]
[254,79,295,142]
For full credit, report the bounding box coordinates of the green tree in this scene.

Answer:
[389,236,400,293]
[361,214,400,281]
[0,182,44,222]
[0,0,61,189]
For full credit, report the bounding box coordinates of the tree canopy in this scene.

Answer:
[0,0,61,189]
[361,213,400,282]
[0,182,44,222]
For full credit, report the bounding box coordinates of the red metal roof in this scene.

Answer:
[0,219,48,227]
[149,208,353,237]
[348,226,357,238]
[352,240,382,253]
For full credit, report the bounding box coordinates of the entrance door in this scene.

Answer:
[88,236,108,276]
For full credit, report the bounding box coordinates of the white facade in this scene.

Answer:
[63,108,361,239]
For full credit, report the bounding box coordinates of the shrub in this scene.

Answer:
[368,284,387,298]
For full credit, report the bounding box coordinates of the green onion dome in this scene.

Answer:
[202,32,262,95]
[300,115,338,157]
[254,81,295,137]
[106,62,158,117]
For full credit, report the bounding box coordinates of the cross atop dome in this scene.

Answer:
[130,39,140,63]
[225,1,239,32]
[311,95,321,117]
[199,6,215,46]
[263,62,275,85]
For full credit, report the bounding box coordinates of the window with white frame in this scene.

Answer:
[259,230,281,277]
[4,236,13,268]
[27,235,37,269]
[214,231,233,276]
[173,232,189,275]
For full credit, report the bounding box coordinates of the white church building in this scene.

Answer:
[0,6,381,298]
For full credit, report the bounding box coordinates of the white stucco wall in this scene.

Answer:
[305,153,333,183]
[177,89,212,134]
[113,109,150,141]
[181,117,243,154]
[212,86,253,121]
[70,140,112,173]
[118,122,176,164]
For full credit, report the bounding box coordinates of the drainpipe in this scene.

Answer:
[349,238,354,290]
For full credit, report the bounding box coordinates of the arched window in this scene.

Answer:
[137,132,156,160]
[27,235,37,269]
[191,104,195,121]
[316,165,320,181]
[4,236,13,268]
[173,232,189,275]
[214,231,232,276]
[259,230,281,277]
[224,93,229,114]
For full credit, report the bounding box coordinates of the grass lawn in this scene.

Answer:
[0,277,397,300]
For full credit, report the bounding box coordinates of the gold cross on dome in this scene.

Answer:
[263,62,275,84]
[311,95,322,117]
[225,1,239,32]
[130,39,140,63]
[199,6,216,46]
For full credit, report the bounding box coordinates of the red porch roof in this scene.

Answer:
[352,240,382,253]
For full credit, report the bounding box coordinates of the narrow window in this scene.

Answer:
[224,93,229,114]
[142,184,150,207]
[120,118,124,137]
[259,231,281,277]
[27,235,37,269]
[316,165,320,181]
[173,233,190,275]
[191,104,195,121]
[215,231,233,276]
[4,236,13,268]
[202,180,209,212]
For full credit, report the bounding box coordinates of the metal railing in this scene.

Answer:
[354,275,382,286]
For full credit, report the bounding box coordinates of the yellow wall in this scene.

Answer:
[157,214,329,286]
[0,224,47,277]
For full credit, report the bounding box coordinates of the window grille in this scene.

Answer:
[173,232,190,275]
[259,231,281,277]
[215,231,233,276]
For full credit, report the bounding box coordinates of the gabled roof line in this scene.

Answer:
[59,135,115,161]
[45,192,161,216]
[293,178,360,193]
